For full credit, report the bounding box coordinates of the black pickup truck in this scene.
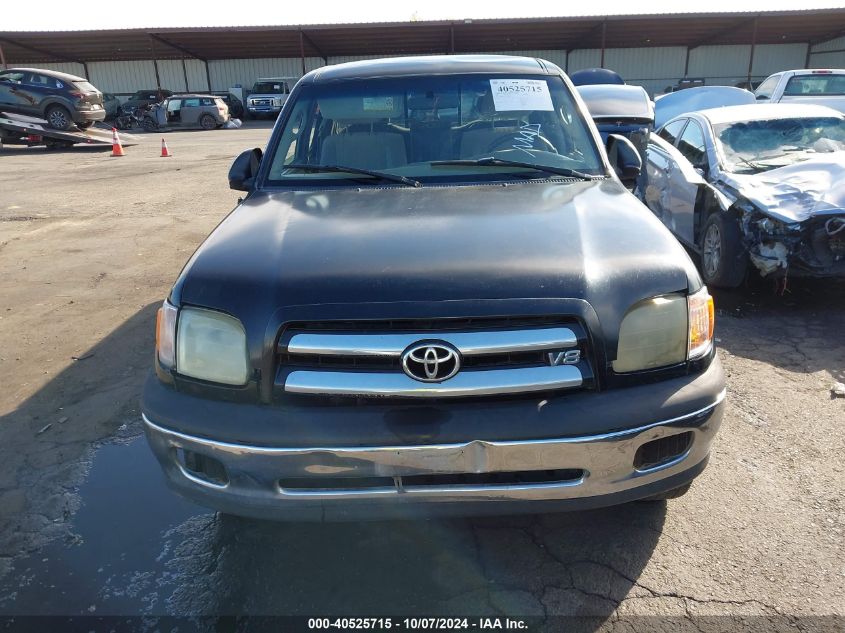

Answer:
[142,55,725,521]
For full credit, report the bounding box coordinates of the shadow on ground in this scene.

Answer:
[0,303,159,561]
[0,304,666,626]
[712,277,845,384]
[141,502,666,620]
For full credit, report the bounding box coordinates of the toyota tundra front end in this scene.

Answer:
[141,55,725,521]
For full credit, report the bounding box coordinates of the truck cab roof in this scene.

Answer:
[305,54,558,83]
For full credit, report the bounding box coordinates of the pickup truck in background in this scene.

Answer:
[755,69,845,113]
[245,77,296,119]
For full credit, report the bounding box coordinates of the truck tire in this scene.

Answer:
[200,114,216,130]
[45,105,73,131]
[142,117,158,132]
[638,482,692,502]
[699,212,747,288]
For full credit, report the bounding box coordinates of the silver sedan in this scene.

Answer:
[641,102,845,287]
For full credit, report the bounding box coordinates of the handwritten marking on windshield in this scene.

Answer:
[512,123,542,158]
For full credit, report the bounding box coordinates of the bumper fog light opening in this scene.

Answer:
[175,448,229,487]
[633,432,694,472]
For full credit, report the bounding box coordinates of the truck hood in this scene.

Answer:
[173,179,698,333]
[719,154,845,223]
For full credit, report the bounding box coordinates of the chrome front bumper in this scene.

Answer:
[142,390,724,520]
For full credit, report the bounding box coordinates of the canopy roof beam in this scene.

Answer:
[810,26,845,46]
[0,36,85,66]
[570,21,607,50]
[148,33,207,61]
[299,30,327,64]
[688,16,758,50]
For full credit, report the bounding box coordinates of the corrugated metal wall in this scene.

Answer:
[88,60,157,93]
[5,40,832,98]
[753,43,808,75]
[566,47,686,96]
[207,57,323,91]
[808,36,845,68]
[234,42,805,97]
[184,59,209,92]
[87,59,201,94]
[11,61,86,76]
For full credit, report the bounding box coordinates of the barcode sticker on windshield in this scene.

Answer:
[490,79,554,111]
[363,96,395,111]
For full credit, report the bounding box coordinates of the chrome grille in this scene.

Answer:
[275,318,592,399]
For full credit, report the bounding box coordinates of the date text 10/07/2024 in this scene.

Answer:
[308,618,529,630]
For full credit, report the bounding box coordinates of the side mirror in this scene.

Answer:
[229,148,263,192]
[606,134,642,185]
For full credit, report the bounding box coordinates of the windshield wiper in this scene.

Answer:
[430,157,598,181]
[284,164,421,188]
[735,156,768,173]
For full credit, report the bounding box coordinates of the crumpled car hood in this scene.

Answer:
[719,154,845,223]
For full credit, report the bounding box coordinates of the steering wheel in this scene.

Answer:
[484,133,558,155]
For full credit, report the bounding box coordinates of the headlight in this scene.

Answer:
[613,295,688,373]
[176,307,249,385]
[613,287,714,373]
[156,301,178,368]
[155,301,249,385]
[687,287,715,360]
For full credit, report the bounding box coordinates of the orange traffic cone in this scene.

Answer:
[160,138,172,157]
[111,128,125,157]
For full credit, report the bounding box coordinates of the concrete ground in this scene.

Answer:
[0,124,843,631]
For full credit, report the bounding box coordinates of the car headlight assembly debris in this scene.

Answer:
[750,242,789,276]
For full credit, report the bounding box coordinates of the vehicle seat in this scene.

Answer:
[409,119,453,162]
[321,122,408,170]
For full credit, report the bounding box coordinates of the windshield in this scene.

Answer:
[714,116,845,174]
[253,81,288,94]
[783,73,845,97]
[266,74,605,184]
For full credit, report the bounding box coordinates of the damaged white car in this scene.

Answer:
[642,103,845,287]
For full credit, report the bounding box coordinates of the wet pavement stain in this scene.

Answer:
[0,429,667,624]
[0,433,502,617]
[0,435,205,616]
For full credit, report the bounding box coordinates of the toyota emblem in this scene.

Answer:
[401,342,461,383]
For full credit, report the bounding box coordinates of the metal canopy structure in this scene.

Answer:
[1,10,845,66]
